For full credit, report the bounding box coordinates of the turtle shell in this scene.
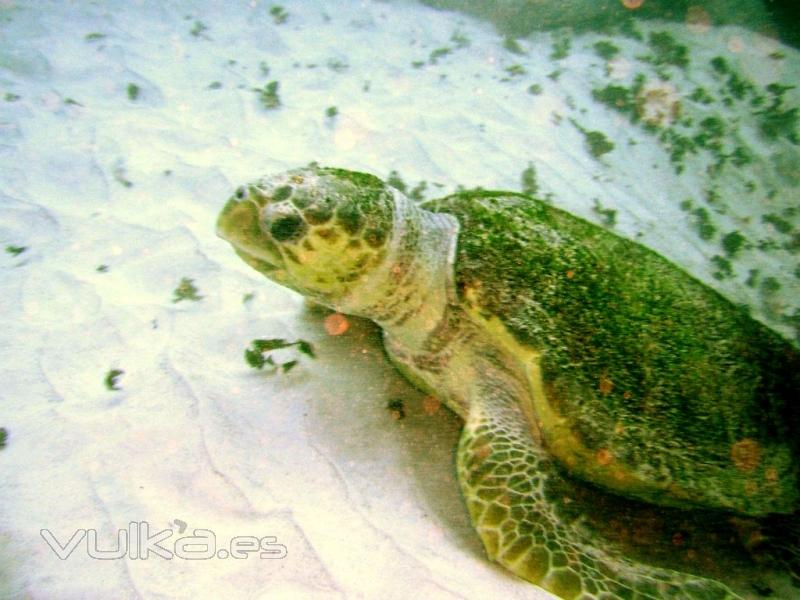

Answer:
[423,190,800,516]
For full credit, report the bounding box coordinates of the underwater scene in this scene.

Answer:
[1,1,799,598]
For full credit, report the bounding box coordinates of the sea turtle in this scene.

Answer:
[216,165,800,599]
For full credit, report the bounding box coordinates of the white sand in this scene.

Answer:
[1,1,798,598]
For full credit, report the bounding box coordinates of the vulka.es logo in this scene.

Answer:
[40,521,288,560]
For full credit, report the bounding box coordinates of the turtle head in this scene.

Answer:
[217,166,397,306]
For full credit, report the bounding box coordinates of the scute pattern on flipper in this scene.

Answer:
[457,367,739,600]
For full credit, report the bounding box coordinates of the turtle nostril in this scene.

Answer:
[269,213,306,242]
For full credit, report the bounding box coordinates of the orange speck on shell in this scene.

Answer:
[422,396,441,415]
[566,270,575,279]
[324,312,350,336]
[596,448,614,466]
[598,374,614,395]
[621,0,644,9]
[731,438,761,472]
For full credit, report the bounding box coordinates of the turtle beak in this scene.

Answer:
[216,195,283,272]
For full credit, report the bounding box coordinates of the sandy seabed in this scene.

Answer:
[1,1,798,598]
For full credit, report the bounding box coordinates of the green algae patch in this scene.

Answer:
[172,277,203,303]
[104,369,124,391]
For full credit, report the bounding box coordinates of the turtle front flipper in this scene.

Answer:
[457,371,740,600]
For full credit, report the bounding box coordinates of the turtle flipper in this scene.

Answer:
[456,377,740,600]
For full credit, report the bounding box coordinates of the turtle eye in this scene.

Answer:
[234,186,246,200]
[269,214,306,242]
